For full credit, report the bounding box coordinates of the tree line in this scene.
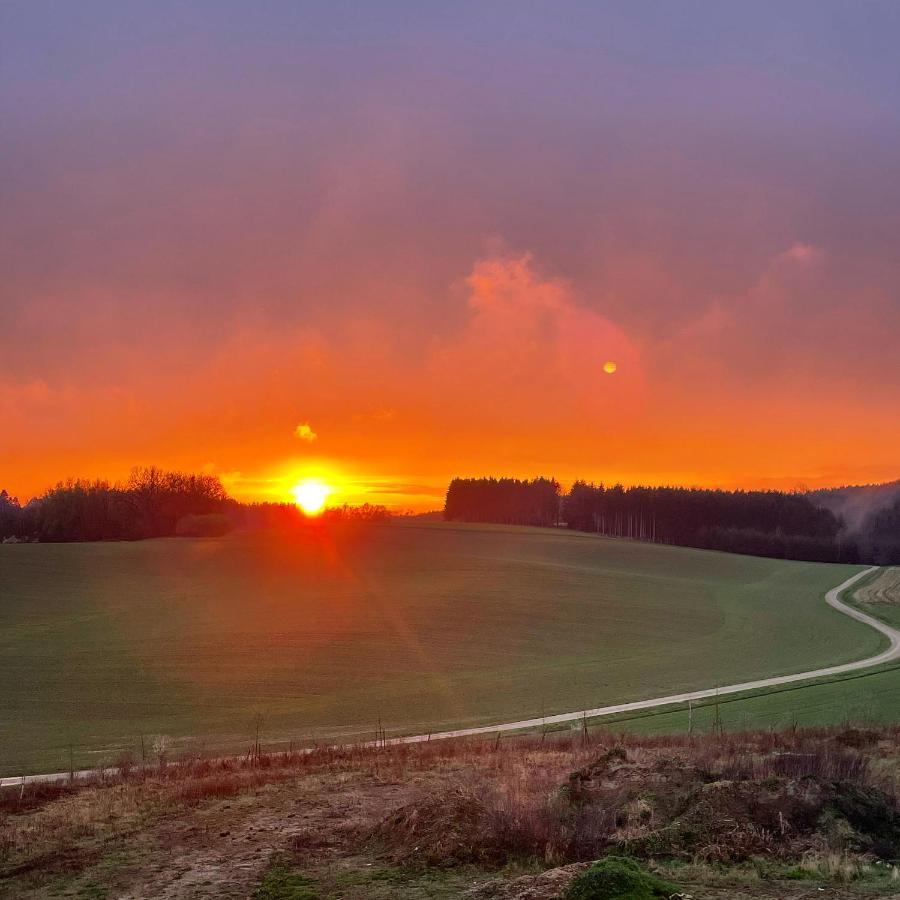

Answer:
[444,477,561,527]
[443,476,899,564]
[857,495,900,564]
[564,481,857,562]
[0,467,388,543]
[809,481,900,565]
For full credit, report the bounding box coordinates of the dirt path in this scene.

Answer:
[111,775,414,899]
[3,567,890,787]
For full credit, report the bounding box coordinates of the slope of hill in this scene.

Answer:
[0,522,878,774]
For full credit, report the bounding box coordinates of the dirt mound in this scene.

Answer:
[374,742,900,868]
[572,746,900,863]
[466,863,590,899]
[371,787,498,866]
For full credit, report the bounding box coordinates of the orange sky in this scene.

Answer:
[3,248,898,510]
[2,4,899,509]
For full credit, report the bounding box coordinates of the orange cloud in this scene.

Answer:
[428,253,644,424]
[294,423,318,442]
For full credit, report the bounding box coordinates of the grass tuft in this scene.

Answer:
[252,864,318,900]
[564,856,680,900]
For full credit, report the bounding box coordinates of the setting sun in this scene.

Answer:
[291,478,331,515]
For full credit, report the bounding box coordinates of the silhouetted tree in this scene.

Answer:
[0,489,23,539]
[444,477,560,526]
[10,468,229,542]
[442,476,879,563]
[320,503,391,523]
[858,496,900,564]
[560,481,857,562]
[126,467,227,537]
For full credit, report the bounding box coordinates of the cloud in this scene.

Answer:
[663,242,837,382]
[427,253,644,426]
[775,243,824,267]
[294,422,318,442]
[4,241,899,504]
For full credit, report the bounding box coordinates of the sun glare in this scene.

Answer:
[291,478,331,515]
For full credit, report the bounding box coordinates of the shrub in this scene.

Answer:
[564,856,680,900]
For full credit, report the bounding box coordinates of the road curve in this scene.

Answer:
[389,565,892,745]
[2,566,891,787]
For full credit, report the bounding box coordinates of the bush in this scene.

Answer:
[175,513,234,537]
[564,856,680,900]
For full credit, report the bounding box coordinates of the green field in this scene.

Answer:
[0,522,886,773]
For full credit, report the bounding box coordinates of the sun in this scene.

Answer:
[291,478,331,515]
[603,360,617,375]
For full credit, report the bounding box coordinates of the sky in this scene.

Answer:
[2,1,900,510]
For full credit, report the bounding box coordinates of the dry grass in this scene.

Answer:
[369,727,900,867]
[4,724,900,891]
[799,852,880,882]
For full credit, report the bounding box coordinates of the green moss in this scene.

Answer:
[252,865,318,900]
[565,856,681,900]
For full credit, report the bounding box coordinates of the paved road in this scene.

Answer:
[2,566,889,787]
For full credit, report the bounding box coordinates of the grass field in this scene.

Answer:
[576,566,900,738]
[0,522,884,773]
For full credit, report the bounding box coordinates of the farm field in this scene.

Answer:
[578,566,900,737]
[851,566,900,628]
[0,522,882,774]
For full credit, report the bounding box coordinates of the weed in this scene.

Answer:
[564,856,680,900]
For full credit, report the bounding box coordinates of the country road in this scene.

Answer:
[390,565,892,745]
[1,565,890,787]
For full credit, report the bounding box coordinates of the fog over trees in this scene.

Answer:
[444,477,900,565]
